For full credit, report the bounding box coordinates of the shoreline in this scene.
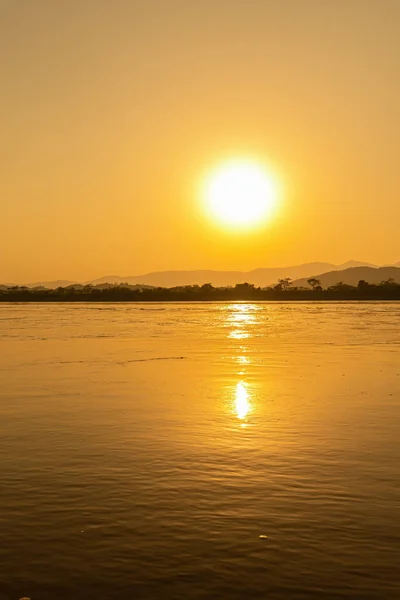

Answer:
[2,282,400,303]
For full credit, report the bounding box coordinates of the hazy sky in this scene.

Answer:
[1,0,399,282]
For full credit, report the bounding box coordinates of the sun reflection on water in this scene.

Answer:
[229,330,251,339]
[235,381,250,420]
[226,303,259,341]
[225,305,258,424]
[237,356,250,365]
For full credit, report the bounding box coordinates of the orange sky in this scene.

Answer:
[1,0,399,282]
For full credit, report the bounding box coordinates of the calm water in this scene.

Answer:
[1,302,400,600]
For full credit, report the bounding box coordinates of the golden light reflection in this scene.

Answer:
[229,330,251,339]
[225,305,257,424]
[226,303,259,340]
[235,381,250,420]
[226,304,258,324]
[237,356,250,365]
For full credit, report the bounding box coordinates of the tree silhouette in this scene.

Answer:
[357,279,369,288]
[275,277,293,291]
[380,278,396,286]
[1,278,400,302]
[307,278,321,291]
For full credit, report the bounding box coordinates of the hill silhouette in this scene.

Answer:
[295,266,400,288]
[2,261,382,289]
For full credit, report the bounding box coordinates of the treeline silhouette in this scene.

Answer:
[1,278,400,301]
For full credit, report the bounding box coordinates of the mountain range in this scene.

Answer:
[294,266,400,288]
[2,260,400,289]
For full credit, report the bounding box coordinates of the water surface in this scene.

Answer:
[1,302,399,599]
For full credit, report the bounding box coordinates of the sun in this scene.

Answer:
[202,159,278,228]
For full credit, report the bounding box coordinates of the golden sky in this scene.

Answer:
[1,0,399,282]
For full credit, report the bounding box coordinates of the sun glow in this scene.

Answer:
[203,159,278,228]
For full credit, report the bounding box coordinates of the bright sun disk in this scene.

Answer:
[203,159,278,228]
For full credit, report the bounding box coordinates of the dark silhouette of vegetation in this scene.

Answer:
[307,278,322,291]
[1,279,400,302]
[274,277,293,291]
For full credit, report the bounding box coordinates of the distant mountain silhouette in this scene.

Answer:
[79,261,379,288]
[32,280,78,289]
[1,261,389,289]
[336,260,377,269]
[1,279,78,289]
[294,266,400,288]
